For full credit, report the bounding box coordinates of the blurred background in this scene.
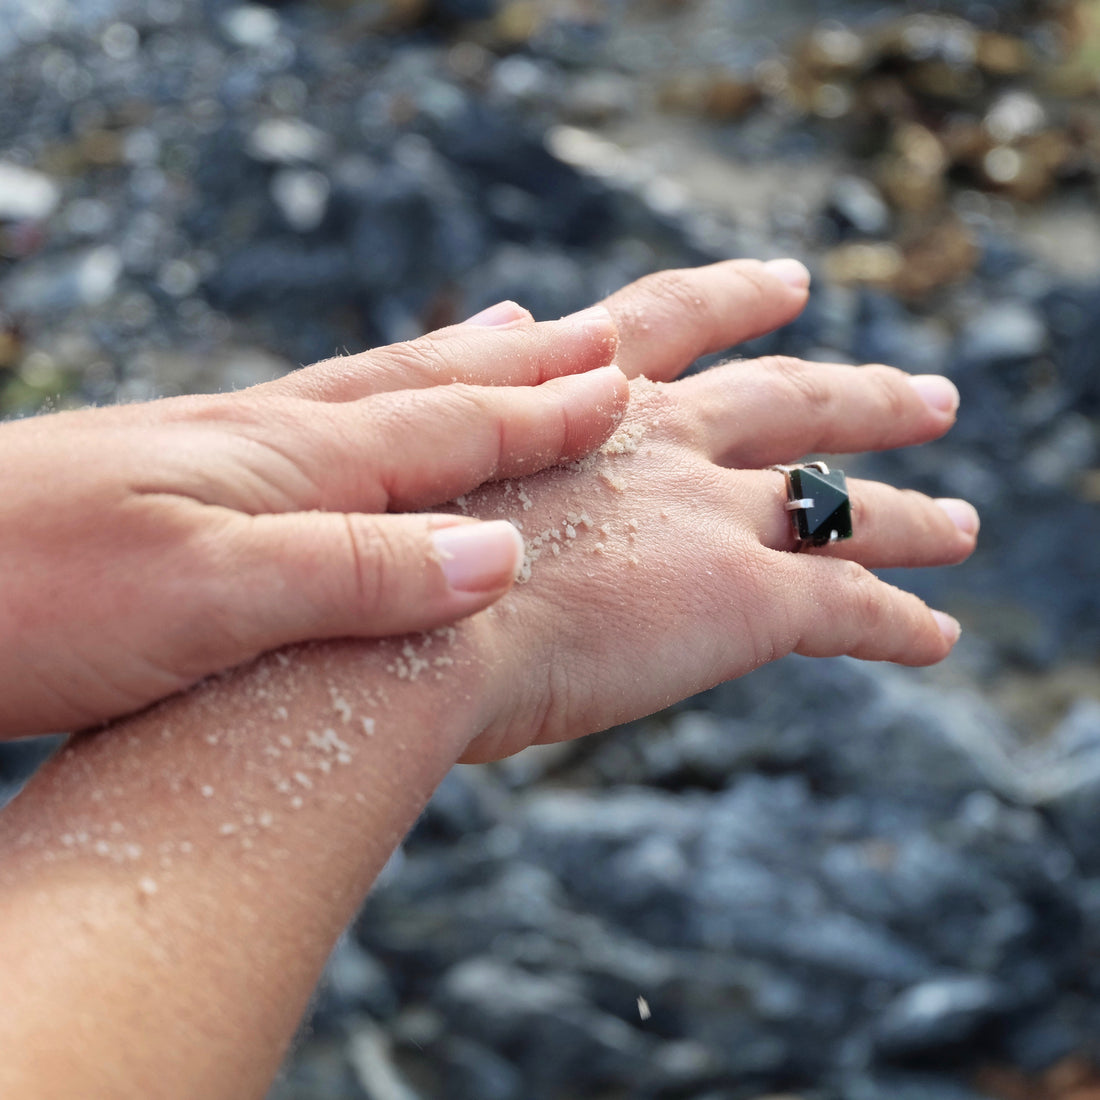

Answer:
[0,0,1099,1096]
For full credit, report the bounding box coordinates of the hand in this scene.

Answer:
[0,260,978,1100]
[0,302,627,737]
[449,260,978,760]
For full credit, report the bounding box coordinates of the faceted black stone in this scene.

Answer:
[790,467,853,547]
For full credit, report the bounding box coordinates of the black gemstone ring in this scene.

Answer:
[771,461,853,551]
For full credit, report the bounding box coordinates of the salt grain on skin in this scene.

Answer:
[329,689,353,724]
[600,420,647,455]
[138,876,158,897]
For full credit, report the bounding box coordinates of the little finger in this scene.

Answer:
[770,552,961,666]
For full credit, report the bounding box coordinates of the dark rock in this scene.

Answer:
[437,957,645,1091]
[433,1036,521,1100]
[873,976,1010,1058]
[312,935,398,1024]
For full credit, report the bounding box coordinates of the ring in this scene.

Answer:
[770,461,853,551]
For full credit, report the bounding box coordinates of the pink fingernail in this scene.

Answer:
[935,498,980,536]
[561,305,613,328]
[763,258,812,289]
[909,374,960,414]
[932,610,961,645]
[432,521,525,592]
[463,300,530,327]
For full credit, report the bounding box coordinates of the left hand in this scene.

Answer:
[445,261,978,761]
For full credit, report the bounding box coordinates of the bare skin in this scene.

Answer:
[0,259,978,1099]
[0,302,628,737]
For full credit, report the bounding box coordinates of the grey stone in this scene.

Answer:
[827,175,891,237]
[958,301,1048,367]
[246,118,331,165]
[0,162,60,221]
[1,246,122,313]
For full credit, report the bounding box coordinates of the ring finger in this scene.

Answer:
[738,471,978,568]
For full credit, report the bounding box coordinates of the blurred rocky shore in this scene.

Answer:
[0,0,1099,1097]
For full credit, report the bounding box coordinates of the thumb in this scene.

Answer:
[215,512,526,651]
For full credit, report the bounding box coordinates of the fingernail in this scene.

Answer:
[432,521,525,593]
[463,300,530,327]
[932,610,962,645]
[935,498,980,536]
[558,363,627,392]
[561,305,613,329]
[763,258,811,289]
[909,374,960,414]
[552,364,629,420]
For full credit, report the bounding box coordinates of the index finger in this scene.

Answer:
[599,258,812,381]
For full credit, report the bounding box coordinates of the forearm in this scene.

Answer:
[0,630,491,1099]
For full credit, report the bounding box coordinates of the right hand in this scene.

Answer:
[0,303,628,737]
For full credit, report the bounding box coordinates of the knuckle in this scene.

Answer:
[635,268,713,322]
[759,356,832,412]
[437,383,508,456]
[727,260,776,301]
[867,364,914,423]
[377,334,452,383]
[343,517,405,619]
[843,560,885,632]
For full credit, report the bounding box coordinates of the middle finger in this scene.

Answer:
[679,357,960,467]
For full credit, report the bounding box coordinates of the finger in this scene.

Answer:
[207,514,528,653]
[679,359,960,465]
[769,551,962,666]
[264,366,630,513]
[598,258,811,381]
[817,487,978,568]
[259,307,616,402]
[745,472,978,568]
[460,300,534,327]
